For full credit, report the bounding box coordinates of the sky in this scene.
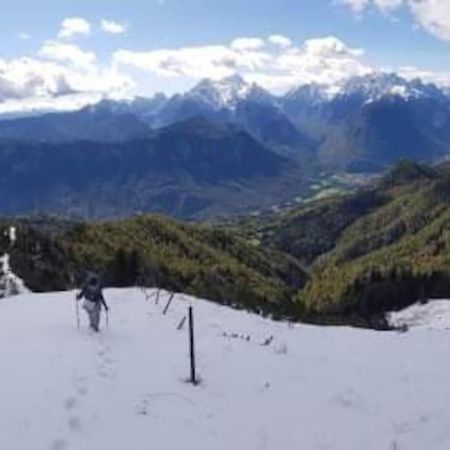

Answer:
[1,0,450,113]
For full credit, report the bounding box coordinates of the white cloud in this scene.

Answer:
[101,19,127,35]
[339,0,370,13]
[303,36,364,57]
[114,45,241,80]
[114,35,371,93]
[0,92,105,116]
[408,0,450,41]
[39,41,97,68]
[397,65,450,86]
[0,52,132,115]
[376,0,403,11]
[0,58,74,101]
[230,37,266,51]
[340,0,402,13]
[37,42,132,98]
[340,0,450,41]
[0,17,133,112]
[2,28,450,115]
[58,17,91,39]
[268,35,293,48]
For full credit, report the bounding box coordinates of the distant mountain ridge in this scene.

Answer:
[0,72,450,219]
[0,107,151,143]
[0,72,448,169]
[0,118,308,219]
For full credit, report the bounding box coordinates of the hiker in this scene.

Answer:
[76,273,109,332]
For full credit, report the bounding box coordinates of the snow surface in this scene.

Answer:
[1,289,450,450]
[0,253,29,298]
[0,226,29,299]
[388,300,450,330]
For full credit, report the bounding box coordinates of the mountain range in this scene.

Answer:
[1,72,450,218]
[0,118,311,219]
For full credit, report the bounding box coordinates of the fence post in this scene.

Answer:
[177,315,187,330]
[163,293,175,315]
[188,306,197,385]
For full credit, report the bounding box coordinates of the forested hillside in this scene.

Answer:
[3,161,450,327]
[0,215,307,318]
[247,161,450,322]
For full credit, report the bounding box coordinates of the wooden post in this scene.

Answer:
[188,306,196,385]
[163,293,175,315]
[177,315,186,330]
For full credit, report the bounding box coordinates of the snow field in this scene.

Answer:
[1,289,450,450]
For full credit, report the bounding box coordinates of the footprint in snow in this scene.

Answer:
[68,416,82,432]
[95,344,117,379]
[76,385,88,396]
[74,376,88,397]
[136,398,157,418]
[331,388,367,411]
[49,438,68,450]
[136,392,197,418]
[64,397,77,411]
[98,367,110,379]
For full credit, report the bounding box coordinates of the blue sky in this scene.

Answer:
[2,0,447,63]
[1,0,450,112]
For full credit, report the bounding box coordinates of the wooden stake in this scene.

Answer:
[188,306,196,385]
[163,293,175,315]
[177,315,186,330]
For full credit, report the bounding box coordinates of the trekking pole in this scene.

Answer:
[106,308,109,328]
[75,296,80,330]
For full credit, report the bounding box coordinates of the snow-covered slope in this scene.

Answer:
[0,226,29,299]
[388,300,450,330]
[1,289,450,450]
[0,253,29,298]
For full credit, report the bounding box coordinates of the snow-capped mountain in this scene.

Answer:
[153,74,313,154]
[285,82,336,104]
[314,73,450,171]
[156,74,277,124]
[281,72,448,121]
[0,70,449,187]
[253,71,450,172]
[185,74,261,110]
[0,71,447,149]
[337,72,444,104]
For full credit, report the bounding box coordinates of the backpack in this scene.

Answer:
[83,284,102,302]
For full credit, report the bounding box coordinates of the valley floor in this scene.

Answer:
[1,289,450,450]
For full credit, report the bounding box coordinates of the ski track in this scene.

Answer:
[1,289,450,450]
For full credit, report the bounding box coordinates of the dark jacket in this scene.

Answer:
[77,284,108,311]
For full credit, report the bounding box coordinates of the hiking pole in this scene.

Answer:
[75,296,80,330]
[106,308,109,328]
